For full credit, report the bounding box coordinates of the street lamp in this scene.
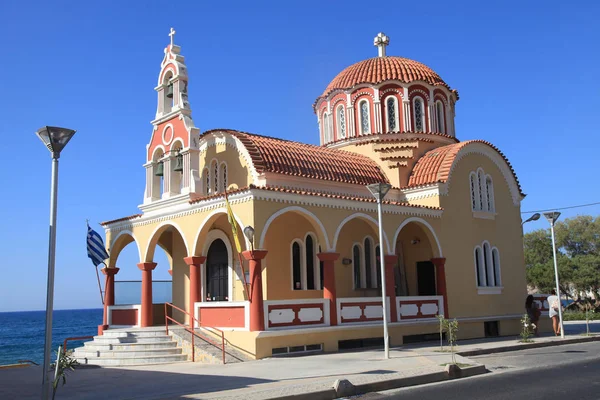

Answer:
[522,213,541,226]
[243,225,255,252]
[543,211,564,339]
[366,182,392,359]
[36,126,76,400]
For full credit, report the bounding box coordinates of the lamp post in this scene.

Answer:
[522,213,541,226]
[243,226,255,252]
[36,126,76,400]
[543,211,564,339]
[367,182,392,359]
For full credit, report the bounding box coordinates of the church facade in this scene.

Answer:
[99,31,529,359]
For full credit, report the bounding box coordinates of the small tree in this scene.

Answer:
[436,314,445,352]
[50,347,78,400]
[446,319,459,365]
[520,314,535,343]
[585,303,596,336]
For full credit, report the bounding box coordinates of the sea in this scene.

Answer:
[0,309,102,365]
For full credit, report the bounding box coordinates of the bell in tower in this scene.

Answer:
[166,81,174,99]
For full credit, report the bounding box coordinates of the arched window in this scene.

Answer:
[477,169,486,211]
[386,97,398,132]
[221,163,228,193]
[337,105,346,139]
[475,247,484,286]
[292,241,302,290]
[202,168,209,195]
[470,172,480,211]
[305,235,315,290]
[375,245,382,289]
[492,248,501,286]
[212,160,219,193]
[436,101,445,134]
[353,244,362,289]
[486,176,495,212]
[323,113,329,143]
[413,98,424,132]
[359,100,371,134]
[364,238,373,289]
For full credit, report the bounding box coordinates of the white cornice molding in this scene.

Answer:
[326,132,455,150]
[401,183,447,201]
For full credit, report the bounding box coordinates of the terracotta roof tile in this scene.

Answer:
[100,214,142,226]
[328,131,459,147]
[406,141,524,195]
[204,129,389,185]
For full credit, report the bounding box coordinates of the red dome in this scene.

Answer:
[319,56,450,99]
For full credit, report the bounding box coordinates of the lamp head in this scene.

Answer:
[366,182,392,201]
[35,126,76,158]
[543,211,561,225]
[243,226,255,245]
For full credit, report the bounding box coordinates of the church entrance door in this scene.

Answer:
[206,239,229,301]
[416,261,436,296]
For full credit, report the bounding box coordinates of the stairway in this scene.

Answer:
[73,327,187,367]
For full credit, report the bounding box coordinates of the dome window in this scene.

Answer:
[336,105,346,139]
[359,100,371,135]
[436,101,445,134]
[386,97,398,132]
[413,97,424,132]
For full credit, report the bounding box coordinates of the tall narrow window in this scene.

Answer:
[386,97,397,132]
[323,113,329,143]
[305,235,315,290]
[483,242,494,286]
[337,105,346,139]
[359,100,370,134]
[221,163,228,193]
[202,168,209,195]
[375,245,381,289]
[486,176,494,212]
[470,173,479,211]
[475,247,484,286]
[477,170,485,211]
[436,101,445,134]
[292,242,302,290]
[364,238,373,289]
[492,248,501,286]
[353,245,361,288]
[414,98,424,132]
[212,161,219,193]
[319,245,324,290]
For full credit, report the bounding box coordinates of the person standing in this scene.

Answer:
[547,289,561,336]
[525,295,541,336]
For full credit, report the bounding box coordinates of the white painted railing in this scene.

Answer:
[336,297,391,325]
[396,296,444,321]
[263,299,329,330]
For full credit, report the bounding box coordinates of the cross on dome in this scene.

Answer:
[169,27,176,48]
[373,32,390,57]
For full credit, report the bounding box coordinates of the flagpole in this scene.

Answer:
[96,264,105,305]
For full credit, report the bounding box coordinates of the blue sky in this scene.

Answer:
[0,1,598,312]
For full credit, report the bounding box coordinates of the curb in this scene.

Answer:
[457,335,600,357]
[271,364,487,400]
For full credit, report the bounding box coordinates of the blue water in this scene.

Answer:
[0,309,102,365]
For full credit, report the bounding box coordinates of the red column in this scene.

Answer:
[431,258,448,318]
[242,250,268,331]
[384,255,398,322]
[317,253,339,326]
[137,262,157,327]
[99,267,119,335]
[184,256,206,326]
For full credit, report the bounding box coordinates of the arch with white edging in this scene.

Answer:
[201,229,234,302]
[258,206,331,251]
[108,230,143,267]
[144,221,191,263]
[392,217,442,257]
[192,208,249,256]
[332,213,391,254]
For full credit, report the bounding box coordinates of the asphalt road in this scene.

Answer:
[358,341,600,400]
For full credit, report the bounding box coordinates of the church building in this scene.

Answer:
[98,30,529,359]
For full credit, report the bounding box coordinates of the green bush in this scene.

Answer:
[562,311,588,321]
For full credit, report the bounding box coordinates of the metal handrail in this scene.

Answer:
[164,302,225,364]
[17,360,39,366]
[63,336,95,353]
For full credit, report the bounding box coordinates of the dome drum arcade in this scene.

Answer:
[98,30,529,360]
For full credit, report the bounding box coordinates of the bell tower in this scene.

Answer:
[142,28,202,208]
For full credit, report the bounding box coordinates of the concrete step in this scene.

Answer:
[73,347,182,359]
[91,335,173,344]
[75,354,188,366]
[103,328,168,338]
[83,341,178,351]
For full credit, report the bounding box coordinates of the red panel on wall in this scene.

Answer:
[112,309,138,326]
[199,306,245,328]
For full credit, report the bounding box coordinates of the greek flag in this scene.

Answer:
[87,223,109,267]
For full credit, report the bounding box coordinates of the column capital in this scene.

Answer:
[384,255,398,264]
[431,257,446,267]
[317,252,340,262]
[183,256,207,266]
[101,267,120,276]
[137,262,157,271]
[242,250,268,261]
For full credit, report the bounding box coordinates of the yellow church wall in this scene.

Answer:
[171,234,190,324]
[437,153,527,320]
[198,141,253,189]
[404,195,442,208]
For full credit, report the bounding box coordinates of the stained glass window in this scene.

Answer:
[414,98,423,132]
[337,106,346,138]
[213,161,219,193]
[360,101,370,134]
[387,97,397,132]
[222,164,228,193]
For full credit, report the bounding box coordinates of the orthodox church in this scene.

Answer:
[98,30,531,359]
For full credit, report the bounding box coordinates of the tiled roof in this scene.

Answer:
[327,131,459,148]
[100,214,142,226]
[204,129,389,185]
[407,141,524,194]
[318,57,453,100]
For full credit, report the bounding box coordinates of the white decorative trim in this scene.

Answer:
[107,305,141,327]
[333,213,391,254]
[191,207,248,256]
[201,229,234,303]
[194,301,249,330]
[477,287,503,295]
[401,184,445,201]
[392,217,442,257]
[109,230,143,264]
[161,123,175,146]
[263,298,329,331]
[336,297,391,326]
[473,211,496,220]
[350,91,376,106]
[396,295,444,321]
[143,220,190,262]
[259,206,331,251]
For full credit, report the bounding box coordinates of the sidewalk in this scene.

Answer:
[1,321,598,400]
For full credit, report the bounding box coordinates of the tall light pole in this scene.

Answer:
[36,126,76,400]
[543,211,564,339]
[367,182,392,359]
